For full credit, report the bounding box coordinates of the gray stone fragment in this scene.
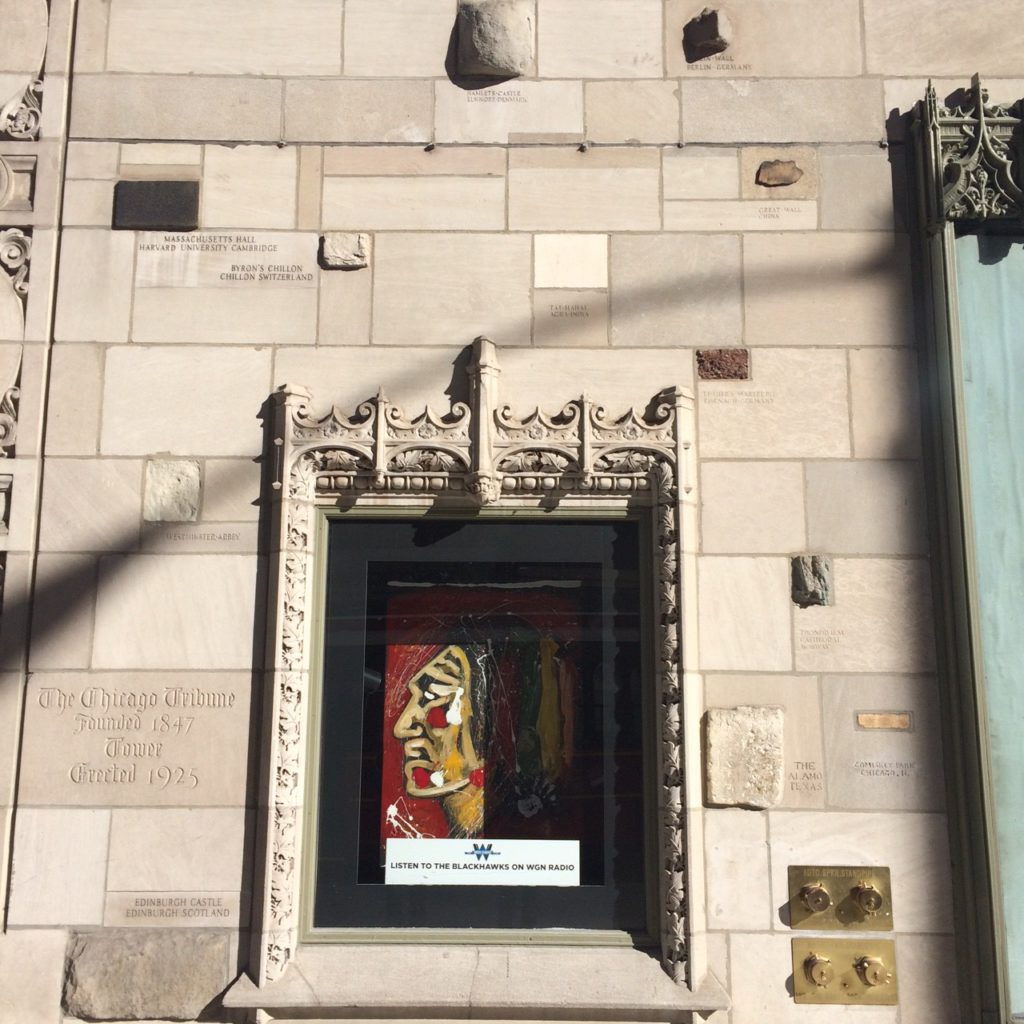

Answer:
[319,231,371,270]
[756,159,804,188]
[144,459,201,522]
[683,7,733,61]
[792,554,833,608]
[706,705,785,809]
[63,930,230,1021]
[457,0,535,78]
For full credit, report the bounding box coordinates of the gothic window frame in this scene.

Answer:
[239,338,719,1015]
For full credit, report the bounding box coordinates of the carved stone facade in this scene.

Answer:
[0,228,30,310]
[254,338,699,985]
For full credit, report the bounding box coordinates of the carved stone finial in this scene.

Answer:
[919,75,1024,231]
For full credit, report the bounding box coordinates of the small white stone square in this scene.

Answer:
[533,234,608,288]
[706,704,785,809]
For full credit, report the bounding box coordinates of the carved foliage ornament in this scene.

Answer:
[920,74,1024,231]
[257,338,696,986]
[0,79,42,142]
[0,228,30,304]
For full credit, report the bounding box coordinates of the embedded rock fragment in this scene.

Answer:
[319,232,371,270]
[144,458,201,522]
[683,8,733,62]
[756,159,804,188]
[457,0,535,78]
[697,348,749,380]
[706,705,785,809]
[63,930,230,1021]
[791,555,833,608]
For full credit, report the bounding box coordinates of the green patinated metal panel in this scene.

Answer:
[955,231,1024,1016]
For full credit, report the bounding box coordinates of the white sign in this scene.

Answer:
[385,838,579,886]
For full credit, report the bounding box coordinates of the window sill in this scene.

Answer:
[223,945,729,1022]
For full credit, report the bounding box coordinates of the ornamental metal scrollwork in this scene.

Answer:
[920,74,1024,231]
[257,337,697,987]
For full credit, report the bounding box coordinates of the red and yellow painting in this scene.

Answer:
[379,587,585,845]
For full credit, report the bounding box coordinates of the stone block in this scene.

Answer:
[683,7,733,61]
[704,809,770,929]
[106,0,343,75]
[0,672,20,799]
[435,79,584,144]
[29,554,97,669]
[64,930,230,1021]
[66,142,120,180]
[54,229,135,342]
[663,147,739,199]
[585,80,680,144]
[864,0,1024,76]
[794,558,936,673]
[806,460,928,554]
[119,142,203,173]
[100,347,270,457]
[706,674,825,809]
[343,0,455,77]
[19,671,252,806]
[696,348,748,380]
[144,459,201,523]
[681,78,883,143]
[39,458,142,552]
[201,459,262,522]
[319,266,372,345]
[321,175,505,230]
[108,808,245,891]
[534,234,607,289]
[768,810,954,934]
[668,0,863,78]
[850,348,922,458]
[699,349,850,458]
[45,344,103,454]
[71,75,284,142]
[822,674,945,811]
[63,179,116,226]
[297,146,323,230]
[538,0,662,78]
[698,557,792,671]
[740,145,818,200]
[663,199,817,231]
[371,233,531,347]
[324,146,506,176]
[820,144,898,230]
[533,289,609,347]
[92,554,259,669]
[457,0,535,77]
[700,460,804,554]
[791,554,833,608]
[509,149,659,231]
[0,929,66,1023]
[706,705,785,808]
[743,232,912,347]
[897,935,960,1024]
[319,232,371,270]
[284,79,432,143]
[8,808,109,924]
[611,233,741,347]
[201,145,297,230]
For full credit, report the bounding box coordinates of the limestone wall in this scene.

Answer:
[1,0,1021,1021]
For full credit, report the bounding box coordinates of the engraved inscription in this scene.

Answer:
[104,890,247,929]
[135,232,317,289]
[702,389,775,406]
[788,759,824,794]
[22,675,248,806]
[852,760,918,778]
[467,88,526,104]
[549,302,590,319]
[798,627,846,651]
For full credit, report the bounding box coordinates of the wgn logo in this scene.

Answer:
[466,843,499,862]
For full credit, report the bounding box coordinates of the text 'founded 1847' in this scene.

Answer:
[19,674,250,806]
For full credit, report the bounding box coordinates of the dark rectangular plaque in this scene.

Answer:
[113,180,200,231]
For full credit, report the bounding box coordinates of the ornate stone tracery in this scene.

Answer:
[0,78,42,142]
[920,74,1024,231]
[255,338,698,986]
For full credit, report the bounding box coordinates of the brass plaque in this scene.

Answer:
[856,711,913,731]
[788,865,893,930]
[792,938,898,1005]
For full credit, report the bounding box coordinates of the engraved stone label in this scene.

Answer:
[788,759,824,795]
[533,289,608,347]
[104,891,247,928]
[798,627,846,651]
[135,232,317,289]
[20,673,250,806]
[702,388,776,405]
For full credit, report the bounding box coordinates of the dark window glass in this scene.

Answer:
[312,518,650,933]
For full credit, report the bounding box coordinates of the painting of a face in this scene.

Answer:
[393,645,482,798]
